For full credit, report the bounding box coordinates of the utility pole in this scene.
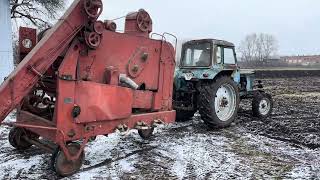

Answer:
[0,0,14,83]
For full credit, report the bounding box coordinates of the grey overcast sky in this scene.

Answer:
[69,0,320,55]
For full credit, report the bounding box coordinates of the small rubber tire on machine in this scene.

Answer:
[199,76,240,128]
[9,127,38,150]
[176,110,196,122]
[138,127,154,139]
[51,142,85,177]
[252,92,273,118]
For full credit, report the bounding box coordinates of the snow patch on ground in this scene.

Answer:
[1,77,320,180]
[164,134,242,179]
[1,121,320,179]
[68,132,138,179]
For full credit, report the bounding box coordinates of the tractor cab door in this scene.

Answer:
[215,45,240,83]
[215,46,237,69]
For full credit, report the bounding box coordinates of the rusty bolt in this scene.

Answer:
[85,125,95,132]
[132,65,139,72]
[67,129,76,138]
[141,52,148,62]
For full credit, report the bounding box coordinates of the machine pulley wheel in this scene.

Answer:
[136,9,152,32]
[85,31,101,49]
[9,127,39,150]
[138,127,154,139]
[51,142,85,177]
[93,21,105,34]
[84,0,103,20]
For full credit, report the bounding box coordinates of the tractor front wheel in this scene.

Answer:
[51,142,85,177]
[252,92,273,118]
[199,76,240,128]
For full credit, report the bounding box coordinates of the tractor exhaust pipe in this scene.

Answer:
[119,74,139,90]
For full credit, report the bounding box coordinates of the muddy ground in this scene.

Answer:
[0,75,319,179]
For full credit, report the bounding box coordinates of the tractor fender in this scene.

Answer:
[212,70,240,84]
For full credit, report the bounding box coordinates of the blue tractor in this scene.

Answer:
[173,39,273,128]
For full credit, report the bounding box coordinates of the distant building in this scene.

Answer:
[282,55,320,66]
[0,0,14,83]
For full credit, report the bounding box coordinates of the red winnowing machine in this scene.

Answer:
[0,0,176,176]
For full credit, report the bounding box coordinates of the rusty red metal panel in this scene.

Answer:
[104,66,119,85]
[59,110,176,142]
[16,111,57,141]
[88,110,176,140]
[79,31,162,90]
[19,27,37,55]
[133,90,153,109]
[153,41,175,110]
[75,82,133,122]
[127,47,148,78]
[17,110,55,127]
[54,41,81,135]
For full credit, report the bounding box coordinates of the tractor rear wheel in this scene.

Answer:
[199,76,240,128]
[252,92,273,118]
[51,142,85,177]
[176,110,196,122]
[9,127,38,150]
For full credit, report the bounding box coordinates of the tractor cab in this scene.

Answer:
[179,39,237,70]
[174,38,273,127]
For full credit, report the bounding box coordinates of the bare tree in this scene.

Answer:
[10,0,65,28]
[238,33,278,62]
[238,33,257,62]
[259,33,278,60]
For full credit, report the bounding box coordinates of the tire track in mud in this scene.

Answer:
[238,76,320,150]
[238,113,320,149]
[80,146,158,173]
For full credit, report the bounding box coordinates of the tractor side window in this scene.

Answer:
[216,46,222,64]
[224,48,236,64]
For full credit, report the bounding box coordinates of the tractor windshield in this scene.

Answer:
[181,42,212,67]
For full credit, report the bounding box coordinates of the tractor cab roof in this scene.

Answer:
[186,39,235,47]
